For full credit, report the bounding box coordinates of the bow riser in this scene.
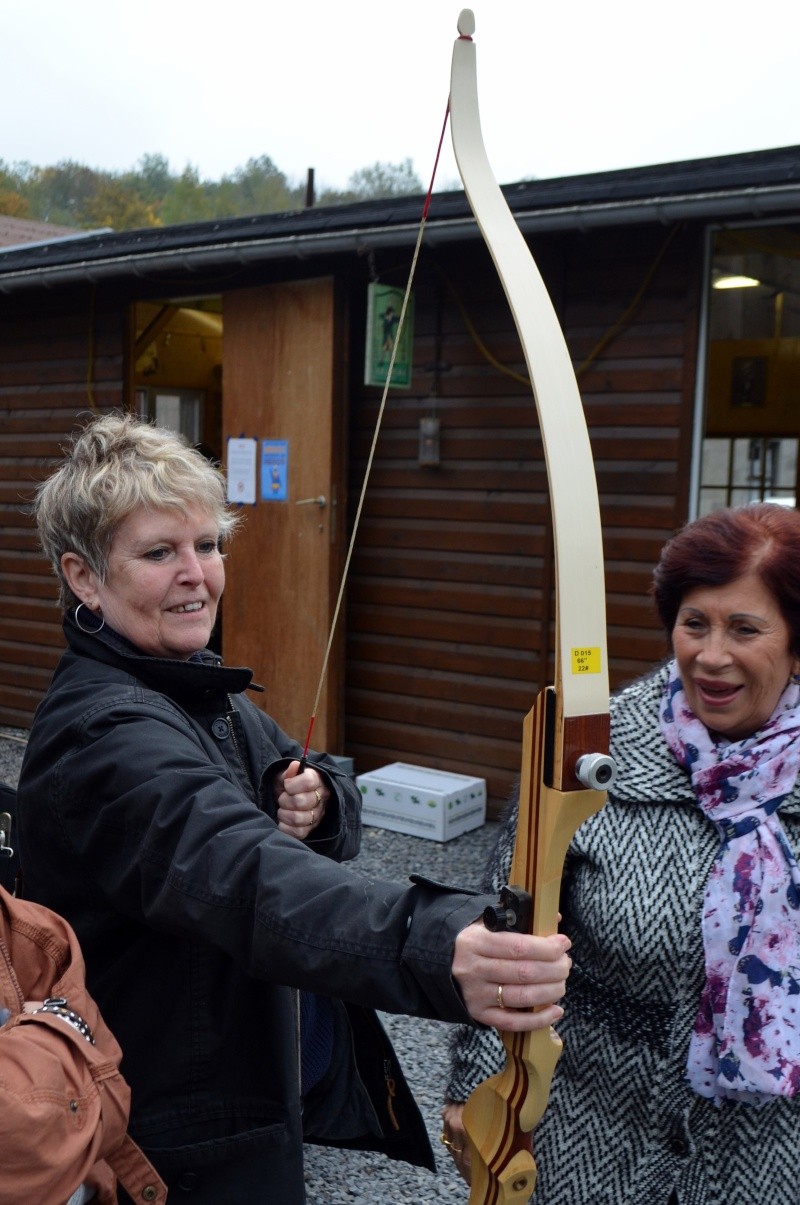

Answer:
[514,698,607,937]
[463,688,607,1202]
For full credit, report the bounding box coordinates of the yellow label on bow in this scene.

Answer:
[571,647,601,674]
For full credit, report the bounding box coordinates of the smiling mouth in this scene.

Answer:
[171,602,204,614]
[694,679,742,705]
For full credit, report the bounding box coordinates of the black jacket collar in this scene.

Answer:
[62,609,259,704]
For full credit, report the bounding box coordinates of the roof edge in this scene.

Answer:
[0,180,799,295]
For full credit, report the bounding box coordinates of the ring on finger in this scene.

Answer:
[496,983,506,1009]
[314,787,322,806]
[310,809,316,826]
[439,1132,463,1154]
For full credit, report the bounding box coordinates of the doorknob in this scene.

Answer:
[295,495,327,508]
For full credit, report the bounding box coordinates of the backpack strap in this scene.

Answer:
[105,1134,167,1204]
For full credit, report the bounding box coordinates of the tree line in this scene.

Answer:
[0,153,425,233]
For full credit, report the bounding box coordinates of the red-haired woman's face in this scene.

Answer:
[672,572,800,739]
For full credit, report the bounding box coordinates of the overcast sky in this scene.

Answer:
[5,0,799,193]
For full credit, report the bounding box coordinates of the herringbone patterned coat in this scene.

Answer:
[447,665,800,1204]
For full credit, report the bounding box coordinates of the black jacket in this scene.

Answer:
[18,615,488,1203]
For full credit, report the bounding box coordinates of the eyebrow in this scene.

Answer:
[678,605,768,623]
[127,529,219,552]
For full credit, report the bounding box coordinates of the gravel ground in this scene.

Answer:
[0,728,27,784]
[303,822,498,1204]
[0,727,497,1204]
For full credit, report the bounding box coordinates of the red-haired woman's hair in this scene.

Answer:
[652,504,800,655]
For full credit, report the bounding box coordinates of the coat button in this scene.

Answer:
[142,1187,158,1201]
[176,1171,199,1191]
[211,718,230,740]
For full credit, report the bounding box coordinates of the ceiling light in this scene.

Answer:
[712,272,761,290]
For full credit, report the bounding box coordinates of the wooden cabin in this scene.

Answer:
[1,145,799,812]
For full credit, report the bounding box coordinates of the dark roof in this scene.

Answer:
[0,144,798,293]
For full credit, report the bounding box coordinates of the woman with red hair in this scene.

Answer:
[442,503,800,1205]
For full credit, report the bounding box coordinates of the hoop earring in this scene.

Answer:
[74,602,105,634]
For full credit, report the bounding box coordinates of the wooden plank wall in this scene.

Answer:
[0,221,702,806]
[0,299,126,727]
[567,224,701,689]
[344,224,702,811]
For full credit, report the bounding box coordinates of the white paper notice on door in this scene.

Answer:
[226,437,257,505]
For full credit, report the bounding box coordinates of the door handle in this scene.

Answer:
[295,495,327,508]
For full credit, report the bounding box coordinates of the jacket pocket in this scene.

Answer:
[141,1117,289,1161]
[133,1111,302,1204]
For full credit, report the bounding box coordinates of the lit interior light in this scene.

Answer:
[712,273,761,290]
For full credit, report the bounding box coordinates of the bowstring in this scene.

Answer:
[301,101,452,761]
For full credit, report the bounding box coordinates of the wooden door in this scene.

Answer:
[221,279,347,753]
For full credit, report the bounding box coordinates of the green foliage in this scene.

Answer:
[344,158,424,199]
[160,166,218,226]
[134,153,173,202]
[82,180,161,231]
[0,189,29,218]
[221,156,305,214]
[0,152,424,233]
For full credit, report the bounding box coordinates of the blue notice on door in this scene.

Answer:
[261,440,288,501]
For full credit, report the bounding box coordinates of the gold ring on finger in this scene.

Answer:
[496,983,506,1009]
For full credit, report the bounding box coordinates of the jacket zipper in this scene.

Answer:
[225,694,244,766]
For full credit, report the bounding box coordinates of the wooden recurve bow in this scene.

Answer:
[449,11,617,1204]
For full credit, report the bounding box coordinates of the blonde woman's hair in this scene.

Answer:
[36,411,239,610]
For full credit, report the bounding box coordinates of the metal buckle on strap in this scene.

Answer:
[0,812,13,859]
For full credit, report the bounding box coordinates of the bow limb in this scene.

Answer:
[450,11,615,1204]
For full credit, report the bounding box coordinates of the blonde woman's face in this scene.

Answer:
[87,505,224,660]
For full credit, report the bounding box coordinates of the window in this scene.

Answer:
[136,387,204,446]
[700,436,796,513]
[697,225,800,515]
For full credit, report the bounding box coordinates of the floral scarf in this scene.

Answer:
[660,660,800,1105]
